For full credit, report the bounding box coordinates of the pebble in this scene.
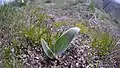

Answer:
[23,54,27,58]
[0,42,1,45]
[76,63,79,67]
[34,57,39,60]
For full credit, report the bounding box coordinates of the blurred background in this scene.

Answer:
[0,0,120,20]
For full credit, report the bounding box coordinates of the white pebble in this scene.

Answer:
[76,63,79,67]
[0,42,1,45]
[35,57,39,60]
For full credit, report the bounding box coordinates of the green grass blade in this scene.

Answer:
[54,27,80,55]
[41,39,54,59]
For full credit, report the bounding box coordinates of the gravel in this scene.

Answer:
[0,1,118,68]
[20,1,120,68]
[22,34,92,68]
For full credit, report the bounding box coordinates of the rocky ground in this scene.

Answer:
[22,34,92,68]
[0,0,120,68]
[21,1,120,68]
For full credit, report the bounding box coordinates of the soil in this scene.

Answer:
[1,1,120,68]
[22,34,92,68]
[21,1,120,68]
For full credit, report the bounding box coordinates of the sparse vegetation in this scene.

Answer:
[52,21,68,28]
[20,22,46,44]
[0,1,119,68]
[74,22,89,34]
[2,39,23,68]
[74,21,117,61]
[89,0,95,13]
[0,4,25,68]
[91,31,116,59]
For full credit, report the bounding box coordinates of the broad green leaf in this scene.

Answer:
[53,27,80,55]
[41,39,54,59]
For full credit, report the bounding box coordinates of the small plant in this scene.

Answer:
[52,21,68,28]
[74,23,89,34]
[41,27,80,59]
[75,21,117,59]
[89,0,95,13]
[2,39,23,68]
[90,30,117,59]
[20,24,47,44]
[20,7,49,44]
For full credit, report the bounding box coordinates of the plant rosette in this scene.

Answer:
[41,27,80,59]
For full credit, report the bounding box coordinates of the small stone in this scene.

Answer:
[74,55,77,58]
[23,54,27,58]
[64,62,67,66]
[80,49,84,53]
[84,54,87,57]
[35,57,39,60]
[11,48,14,53]
[78,58,82,61]
[0,42,1,45]
[55,60,58,64]
[69,56,73,59]
[45,0,52,3]
[76,63,79,67]
[27,50,31,54]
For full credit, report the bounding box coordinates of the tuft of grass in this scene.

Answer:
[2,39,23,68]
[91,31,116,59]
[74,23,89,34]
[74,21,117,59]
[19,6,50,45]
[52,21,68,28]
[89,0,95,13]
[0,4,25,68]
[20,24,47,44]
